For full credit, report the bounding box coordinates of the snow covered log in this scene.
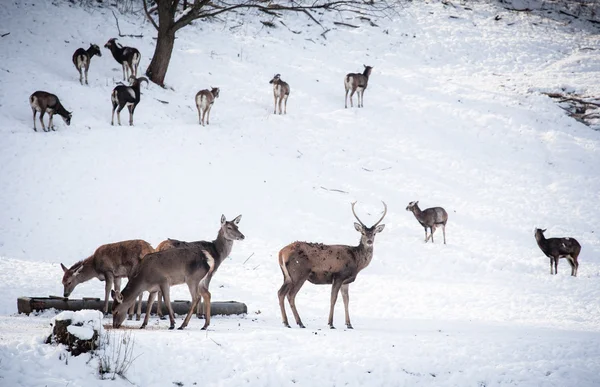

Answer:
[45,310,102,356]
[17,297,247,316]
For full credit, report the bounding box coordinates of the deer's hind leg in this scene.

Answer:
[278,273,294,328]
[341,283,353,329]
[327,278,344,329]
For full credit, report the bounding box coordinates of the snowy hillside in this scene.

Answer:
[1,0,600,386]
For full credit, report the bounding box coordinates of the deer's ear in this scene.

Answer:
[232,214,242,224]
[61,263,68,273]
[375,224,385,233]
[354,222,362,232]
[221,215,226,225]
[542,228,547,233]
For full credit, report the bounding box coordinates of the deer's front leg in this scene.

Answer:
[328,279,343,329]
[104,273,115,316]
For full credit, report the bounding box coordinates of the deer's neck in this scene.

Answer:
[355,240,375,268]
[213,229,234,262]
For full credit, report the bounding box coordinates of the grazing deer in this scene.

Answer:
[344,65,373,108]
[406,201,448,244]
[111,215,245,330]
[195,87,220,126]
[72,43,102,85]
[29,91,72,132]
[60,239,154,319]
[111,76,148,126]
[278,201,386,329]
[534,228,581,276]
[104,38,141,81]
[269,74,290,114]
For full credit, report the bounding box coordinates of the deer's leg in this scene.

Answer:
[122,63,126,81]
[157,291,165,319]
[78,67,83,85]
[273,94,278,114]
[111,103,117,126]
[84,66,89,85]
[104,273,115,316]
[135,293,143,320]
[201,107,206,126]
[283,95,288,114]
[196,293,204,319]
[39,111,48,132]
[287,276,308,328]
[424,227,429,242]
[341,283,353,329]
[278,278,293,328]
[199,284,212,331]
[116,104,125,126]
[32,109,37,131]
[159,283,176,329]
[49,113,55,131]
[140,291,157,329]
[328,278,344,329]
[549,258,554,275]
[278,95,283,115]
[179,280,200,330]
[345,88,349,108]
[442,224,447,245]
[206,105,212,125]
[349,89,356,108]
[127,104,134,126]
[197,107,202,125]
[573,257,579,277]
[358,89,362,108]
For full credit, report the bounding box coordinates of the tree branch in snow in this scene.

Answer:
[143,0,160,30]
[0,32,9,38]
[111,10,144,38]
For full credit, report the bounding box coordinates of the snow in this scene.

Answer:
[1,0,600,385]
[66,325,95,341]
[55,309,104,341]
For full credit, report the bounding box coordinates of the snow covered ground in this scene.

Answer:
[1,0,600,385]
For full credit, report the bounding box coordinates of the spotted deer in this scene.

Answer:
[269,74,290,114]
[534,228,581,276]
[344,65,373,108]
[278,201,386,329]
[111,215,245,330]
[60,239,154,319]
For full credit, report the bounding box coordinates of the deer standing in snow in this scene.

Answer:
[195,87,220,126]
[29,91,72,132]
[277,202,386,329]
[104,38,141,81]
[111,215,245,330]
[344,65,373,108]
[72,43,102,85]
[534,228,581,276]
[269,74,290,114]
[60,239,154,319]
[406,201,448,244]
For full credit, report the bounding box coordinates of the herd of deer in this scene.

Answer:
[28,38,373,131]
[59,198,581,331]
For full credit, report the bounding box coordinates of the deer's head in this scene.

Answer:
[405,201,419,212]
[352,201,387,246]
[60,262,81,297]
[90,43,102,57]
[110,290,128,328]
[220,214,245,241]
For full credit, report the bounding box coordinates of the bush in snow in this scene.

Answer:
[96,330,138,381]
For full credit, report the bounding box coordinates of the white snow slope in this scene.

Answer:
[1,0,600,386]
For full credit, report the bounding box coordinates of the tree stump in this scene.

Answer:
[46,318,99,356]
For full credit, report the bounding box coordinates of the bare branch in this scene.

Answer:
[111,10,144,38]
[143,0,159,30]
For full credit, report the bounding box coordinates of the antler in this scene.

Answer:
[351,201,366,227]
[373,201,387,227]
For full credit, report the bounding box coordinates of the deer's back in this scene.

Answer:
[135,245,213,285]
[423,207,448,224]
[544,237,581,257]
[92,239,153,276]
[282,241,360,274]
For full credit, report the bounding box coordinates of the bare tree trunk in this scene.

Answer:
[145,28,175,87]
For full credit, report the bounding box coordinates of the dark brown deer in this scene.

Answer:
[60,239,154,319]
[344,65,373,108]
[534,228,581,276]
[406,201,448,244]
[111,76,148,126]
[269,74,290,114]
[277,201,386,329]
[111,215,244,330]
[104,38,141,81]
[29,91,72,132]
[72,43,102,85]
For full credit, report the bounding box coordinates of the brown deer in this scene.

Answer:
[278,201,386,329]
[269,74,290,114]
[405,201,448,244]
[344,65,373,108]
[60,239,154,319]
[195,87,220,126]
[111,215,245,330]
[534,228,581,276]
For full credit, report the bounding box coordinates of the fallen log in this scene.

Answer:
[18,296,247,316]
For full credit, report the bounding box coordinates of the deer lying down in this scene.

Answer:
[61,239,154,319]
[534,228,581,276]
[278,201,386,329]
[111,215,245,330]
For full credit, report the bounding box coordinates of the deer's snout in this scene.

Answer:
[366,239,373,246]
[239,234,245,240]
